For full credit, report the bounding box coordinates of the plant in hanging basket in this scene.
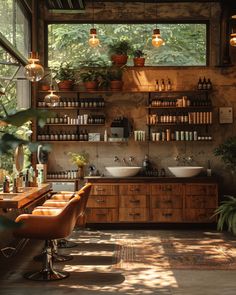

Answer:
[108,40,132,66]
[132,49,146,67]
[54,62,75,91]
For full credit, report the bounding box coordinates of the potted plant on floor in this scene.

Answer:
[132,49,146,67]
[108,40,132,66]
[54,62,75,91]
[213,136,236,234]
[79,69,101,91]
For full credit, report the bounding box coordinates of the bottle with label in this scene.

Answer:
[160,79,165,91]
[207,160,212,176]
[207,78,212,90]
[3,176,10,193]
[155,80,159,91]
[202,77,207,90]
[166,78,172,91]
[197,78,203,90]
[104,129,108,142]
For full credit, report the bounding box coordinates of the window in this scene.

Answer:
[48,23,207,67]
[0,0,30,57]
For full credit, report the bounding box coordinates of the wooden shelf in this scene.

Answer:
[43,123,105,126]
[47,179,77,182]
[147,106,212,109]
[147,123,212,126]
[37,107,104,110]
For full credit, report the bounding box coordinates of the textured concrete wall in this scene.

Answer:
[39,2,236,197]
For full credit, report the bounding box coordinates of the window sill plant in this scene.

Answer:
[54,62,75,91]
[79,69,102,91]
[108,40,131,66]
[132,49,146,67]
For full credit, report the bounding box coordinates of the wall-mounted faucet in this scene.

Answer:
[114,156,119,162]
[129,156,134,163]
[174,154,193,166]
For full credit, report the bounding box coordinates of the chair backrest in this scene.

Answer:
[76,183,92,218]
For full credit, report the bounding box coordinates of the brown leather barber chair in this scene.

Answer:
[13,191,84,281]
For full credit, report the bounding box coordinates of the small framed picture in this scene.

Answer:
[219,107,233,124]
[88,133,101,142]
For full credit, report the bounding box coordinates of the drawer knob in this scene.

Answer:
[130,188,140,192]
[163,213,173,217]
[129,199,140,203]
[96,188,105,192]
[96,199,105,203]
[129,213,140,217]
[96,213,106,216]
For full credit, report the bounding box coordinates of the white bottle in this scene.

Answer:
[104,129,108,142]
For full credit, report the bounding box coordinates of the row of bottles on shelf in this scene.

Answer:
[47,170,78,179]
[155,79,172,91]
[38,97,105,108]
[197,77,212,90]
[147,111,212,125]
[38,130,89,141]
[46,114,105,125]
[151,129,212,142]
[150,95,212,107]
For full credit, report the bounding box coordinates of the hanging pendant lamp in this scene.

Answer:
[24,52,44,82]
[152,1,164,48]
[44,70,60,107]
[88,0,100,47]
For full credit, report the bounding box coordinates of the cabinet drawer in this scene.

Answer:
[151,195,182,209]
[87,195,118,208]
[185,195,217,209]
[184,209,216,223]
[119,195,147,208]
[119,208,148,222]
[151,209,182,222]
[151,184,183,196]
[185,184,217,196]
[119,184,149,195]
[86,208,118,223]
[91,185,118,196]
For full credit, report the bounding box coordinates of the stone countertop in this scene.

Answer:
[0,183,52,209]
[84,176,218,183]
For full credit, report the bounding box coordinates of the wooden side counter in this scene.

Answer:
[0,184,52,209]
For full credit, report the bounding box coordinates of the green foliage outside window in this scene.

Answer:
[48,23,207,68]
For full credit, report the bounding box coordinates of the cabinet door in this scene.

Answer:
[86,208,118,223]
[185,195,217,209]
[185,209,216,223]
[119,184,149,195]
[119,195,147,208]
[91,184,118,196]
[151,209,182,222]
[151,195,182,209]
[119,208,148,222]
[87,195,118,208]
[151,184,183,196]
[185,184,217,196]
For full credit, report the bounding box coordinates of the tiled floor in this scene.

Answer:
[0,230,236,295]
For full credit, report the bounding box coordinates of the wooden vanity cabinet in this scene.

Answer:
[86,184,119,223]
[150,184,184,222]
[86,179,218,224]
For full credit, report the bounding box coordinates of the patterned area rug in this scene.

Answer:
[113,231,236,270]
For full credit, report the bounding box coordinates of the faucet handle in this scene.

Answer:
[114,156,119,162]
[129,156,134,162]
[174,155,180,161]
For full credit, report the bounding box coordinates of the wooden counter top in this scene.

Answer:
[84,176,218,183]
[0,183,52,209]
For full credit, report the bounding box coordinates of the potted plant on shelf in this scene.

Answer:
[79,69,101,91]
[54,62,75,91]
[67,151,89,179]
[108,40,132,66]
[132,49,146,67]
[107,66,123,90]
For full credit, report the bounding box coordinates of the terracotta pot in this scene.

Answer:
[58,80,74,91]
[78,166,84,179]
[133,57,145,67]
[84,81,98,91]
[111,54,128,66]
[110,80,123,91]
[40,84,50,91]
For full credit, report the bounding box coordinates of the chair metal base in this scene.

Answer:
[24,269,69,281]
[57,239,78,249]
[34,252,73,263]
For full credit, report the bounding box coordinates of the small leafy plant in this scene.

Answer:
[214,195,236,235]
[54,62,75,81]
[108,40,132,55]
[79,69,101,82]
[68,151,89,167]
[133,49,145,58]
[214,137,236,173]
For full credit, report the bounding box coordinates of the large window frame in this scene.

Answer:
[46,20,209,68]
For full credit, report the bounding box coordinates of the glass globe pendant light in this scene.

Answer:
[152,28,164,47]
[89,28,100,47]
[24,52,44,82]
[230,33,236,47]
[44,70,60,107]
[88,0,100,48]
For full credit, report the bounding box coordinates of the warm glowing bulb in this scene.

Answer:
[152,29,164,48]
[44,90,60,107]
[24,59,44,82]
[230,33,236,47]
[88,28,100,48]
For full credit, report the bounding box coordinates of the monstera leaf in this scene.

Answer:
[0,107,55,128]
